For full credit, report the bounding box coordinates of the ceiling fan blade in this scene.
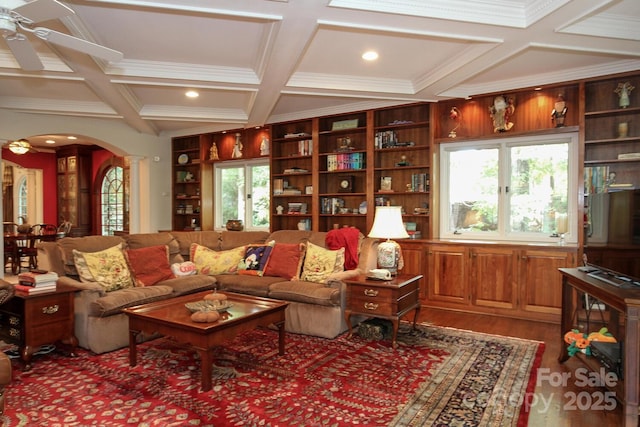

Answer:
[4,33,44,71]
[33,27,123,62]
[14,0,74,24]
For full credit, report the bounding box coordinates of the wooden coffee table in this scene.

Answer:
[124,291,288,391]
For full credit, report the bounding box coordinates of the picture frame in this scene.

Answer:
[380,176,392,192]
[305,185,313,194]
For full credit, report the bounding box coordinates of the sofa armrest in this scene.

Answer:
[57,276,107,296]
[36,241,66,276]
[0,351,11,416]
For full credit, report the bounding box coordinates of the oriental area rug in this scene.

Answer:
[2,323,543,427]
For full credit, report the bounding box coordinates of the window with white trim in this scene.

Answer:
[439,133,578,243]
[214,159,270,230]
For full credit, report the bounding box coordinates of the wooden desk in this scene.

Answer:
[344,274,423,348]
[559,268,640,427]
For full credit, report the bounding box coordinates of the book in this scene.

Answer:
[18,271,59,285]
[15,283,57,294]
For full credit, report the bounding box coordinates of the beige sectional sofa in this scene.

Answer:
[37,229,378,354]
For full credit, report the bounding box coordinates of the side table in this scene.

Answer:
[344,274,423,348]
[0,283,77,370]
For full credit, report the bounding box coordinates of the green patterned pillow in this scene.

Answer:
[73,243,133,292]
[300,242,345,283]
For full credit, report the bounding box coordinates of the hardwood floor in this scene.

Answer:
[417,307,624,426]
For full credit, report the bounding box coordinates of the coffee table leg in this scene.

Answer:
[199,349,213,392]
[129,329,140,367]
[275,320,286,355]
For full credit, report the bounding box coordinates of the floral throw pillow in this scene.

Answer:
[73,243,133,292]
[300,242,345,284]
[190,243,246,275]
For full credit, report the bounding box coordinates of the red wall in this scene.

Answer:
[92,149,115,182]
[2,149,58,225]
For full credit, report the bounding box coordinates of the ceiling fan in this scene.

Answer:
[1,138,38,154]
[0,0,123,71]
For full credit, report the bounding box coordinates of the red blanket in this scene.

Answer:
[326,227,360,270]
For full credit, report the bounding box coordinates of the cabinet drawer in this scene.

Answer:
[26,294,71,327]
[349,298,394,316]
[349,285,394,300]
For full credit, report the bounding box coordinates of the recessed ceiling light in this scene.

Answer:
[67,136,77,140]
[534,87,542,91]
[45,140,56,144]
[362,51,378,61]
[186,90,199,98]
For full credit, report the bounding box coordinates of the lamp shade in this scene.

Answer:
[368,206,409,275]
[368,206,409,239]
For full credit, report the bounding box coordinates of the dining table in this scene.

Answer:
[3,233,42,275]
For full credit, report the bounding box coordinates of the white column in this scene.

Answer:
[127,156,144,233]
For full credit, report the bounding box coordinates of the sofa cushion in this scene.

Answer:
[159,275,217,296]
[125,245,175,286]
[89,285,174,317]
[124,232,183,264]
[219,231,270,250]
[267,230,313,245]
[215,274,283,297]
[300,242,345,284]
[262,242,306,280]
[268,280,340,306]
[73,243,133,292]
[190,243,245,275]
[58,235,125,277]
[168,231,222,260]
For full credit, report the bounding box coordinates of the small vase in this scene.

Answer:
[618,122,629,139]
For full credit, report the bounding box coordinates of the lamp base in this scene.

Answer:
[377,239,400,275]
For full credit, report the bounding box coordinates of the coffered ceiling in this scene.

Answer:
[1,0,639,148]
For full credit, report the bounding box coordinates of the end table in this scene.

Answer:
[0,283,77,370]
[344,274,423,348]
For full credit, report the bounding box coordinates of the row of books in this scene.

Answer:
[326,152,365,171]
[410,173,430,192]
[16,271,59,295]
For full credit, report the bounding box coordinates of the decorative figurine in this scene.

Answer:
[615,82,634,108]
[260,135,270,156]
[209,142,219,160]
[276,205,284,215]
[489,95,515,132]
[449,107,462,138]
[396,155,409,166]
[551,94,567,127]
[232,133,243,158]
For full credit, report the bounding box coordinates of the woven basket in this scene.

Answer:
[0,281,15,305]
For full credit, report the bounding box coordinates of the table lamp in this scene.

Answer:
[368,206,409,275]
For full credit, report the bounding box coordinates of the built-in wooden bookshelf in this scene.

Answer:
[172,136,203,231]
[317,111,369,232]
[270,119,314,232]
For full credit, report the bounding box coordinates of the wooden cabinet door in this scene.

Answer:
[519,249,574,317]
[399,241,427,299]
[471,246,517,310]
[427,244,468,305]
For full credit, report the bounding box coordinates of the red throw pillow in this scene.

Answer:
[125,245,175,286]
[263,243,306,280]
